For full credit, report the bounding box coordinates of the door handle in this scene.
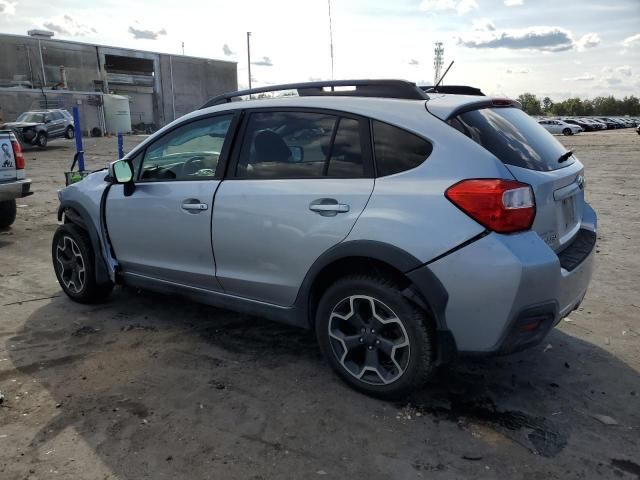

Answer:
[309,198,350,216]
[181,200,208,212]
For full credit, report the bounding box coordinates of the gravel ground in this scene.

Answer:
[0,130,639,479]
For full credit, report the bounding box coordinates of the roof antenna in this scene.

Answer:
[434,60,454,91]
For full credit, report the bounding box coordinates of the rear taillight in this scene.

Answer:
[10,136,25,169]
[445,179,535,233]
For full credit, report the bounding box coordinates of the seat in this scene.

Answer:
[253,130,291,163]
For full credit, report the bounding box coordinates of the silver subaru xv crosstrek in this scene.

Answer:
[52,80,597,398]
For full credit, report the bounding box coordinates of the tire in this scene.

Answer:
[36,131,48,148]
[315,274,436,399]
[52,224,114,303]
[562,128,572,136]
[0,199,17,227]
[65,126,75,139]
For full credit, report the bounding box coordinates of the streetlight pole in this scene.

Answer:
[328,0,334,79]
[247,32,252,90]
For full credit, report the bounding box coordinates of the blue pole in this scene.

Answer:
[117,132,124,159]
[72,106,85,171]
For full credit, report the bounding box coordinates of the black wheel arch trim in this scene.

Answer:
[294,240,450,330]
[57,201,111,286]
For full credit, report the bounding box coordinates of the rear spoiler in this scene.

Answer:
[427,98,522,121]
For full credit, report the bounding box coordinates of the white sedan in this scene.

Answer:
[538,119,582,135]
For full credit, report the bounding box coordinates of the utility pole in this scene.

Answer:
[328,0,335,79]
[181,41,185,55]
[247,32,252,90]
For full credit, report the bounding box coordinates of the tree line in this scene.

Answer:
[516,93,640,117]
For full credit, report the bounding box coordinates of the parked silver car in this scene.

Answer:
[51,80,597,398]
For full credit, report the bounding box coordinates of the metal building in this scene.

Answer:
[0,32,237,133]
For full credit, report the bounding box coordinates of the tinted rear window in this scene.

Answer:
[373,121,433,176]
[449,108,574,171]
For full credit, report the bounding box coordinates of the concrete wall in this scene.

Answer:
[0,34,100,91]
[0,33,238,129]
[159,55,238,124]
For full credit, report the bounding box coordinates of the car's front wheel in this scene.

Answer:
[316,274,435,399]
[563,128,572,136]
[36,131,48,148]
[65,126,75,139]
[52,224,113,303]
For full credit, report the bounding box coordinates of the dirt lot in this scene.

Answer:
[0,130,639,479]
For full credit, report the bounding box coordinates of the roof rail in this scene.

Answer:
[420,85,485,96]
[200,79,428,109]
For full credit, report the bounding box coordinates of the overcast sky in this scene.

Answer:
[0,0,638,100]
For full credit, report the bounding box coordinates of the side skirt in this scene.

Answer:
[123,272,307,329]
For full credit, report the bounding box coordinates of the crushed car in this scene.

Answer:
[0,109,75,149]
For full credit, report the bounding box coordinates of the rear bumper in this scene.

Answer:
[0,179,33,201]
[425,201,597,355]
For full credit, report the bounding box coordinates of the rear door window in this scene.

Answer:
[372,121,433,176]
[235,111,367,179]
[449,107,573,171]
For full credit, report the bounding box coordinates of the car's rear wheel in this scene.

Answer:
[52,224,113,303]
[65,126,75,139]
[36,131,48,148]
[0,199,17,227]
[316,274,435,399]
[562,128,572,136]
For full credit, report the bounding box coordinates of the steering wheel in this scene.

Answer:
[182,156,206,176]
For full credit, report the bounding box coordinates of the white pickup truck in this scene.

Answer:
[0,130,32,227]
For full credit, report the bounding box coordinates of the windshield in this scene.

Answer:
[448,107,574,171]
[17,113,45,123]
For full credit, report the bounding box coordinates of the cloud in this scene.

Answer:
[251,56,273,66]
[472,18,496,31]
[43,22,70,36]
[456,0,479,14]
[616,65,632,77]
[504,0,523,5]
[622,33,640,47]
[563,73,595,81]
[0,0,15,15]
[409,58,419,65]
[418,0,478,15]
[128,26,167,40]
[605,77,622,85]
[576,33,600,50]
[222,44,235,56]
[42,16,97,37]
[457,26,599,52]
[506,68,529,74]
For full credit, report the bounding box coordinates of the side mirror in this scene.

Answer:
[289,146,304,163]
[110,160,134,183]
[108,160,136,196]
[45,117,52,123]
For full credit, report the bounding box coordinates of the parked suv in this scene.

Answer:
[0,109,74,149]
[51,80,597,398]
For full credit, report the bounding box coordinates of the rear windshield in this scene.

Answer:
[448,107,574,171]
